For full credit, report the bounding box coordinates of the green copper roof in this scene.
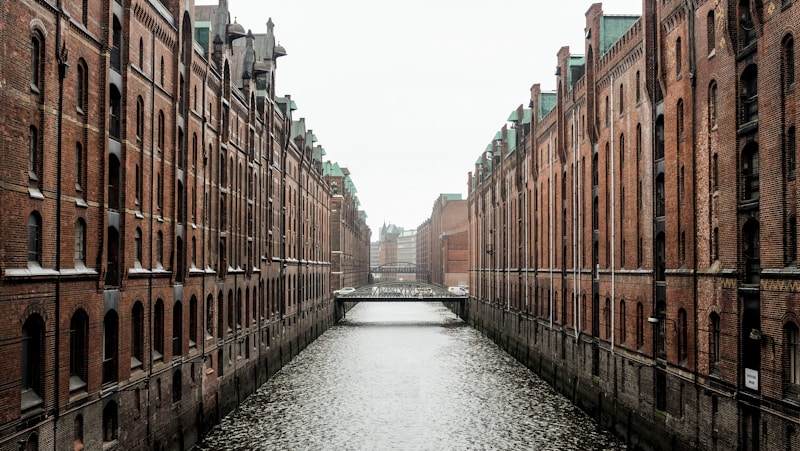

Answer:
[600,16,639,55]
[538,92,557,121]
[567,55,586,89]
[522,108,532,125]
[507,110,519,122]
[493,131,502,141]
[323,161,345,177]
[195,21,211,53]
[507,129,517,152]
[313,146,326,161]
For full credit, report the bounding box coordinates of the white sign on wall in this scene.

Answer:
[745,368,759,390]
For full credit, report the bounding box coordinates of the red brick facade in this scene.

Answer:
[0,1,370,449]
[417,194,468,288]
[468,1,800,449]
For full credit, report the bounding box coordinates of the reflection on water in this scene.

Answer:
[199,302,625,450]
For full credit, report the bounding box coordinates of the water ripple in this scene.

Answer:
[199,303,625,451]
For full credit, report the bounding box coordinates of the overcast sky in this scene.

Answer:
[199,0,639,236]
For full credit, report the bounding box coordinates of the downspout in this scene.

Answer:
[549,130,554,328]
[610,76,616,352]
[54,0,66,438]
[578,112,583,339]
[506,176,511,311]
[199,70,208,439]
[686,2,701,447]
[525,142,529,312]
[146,27,157,448]
[573,109,579,340]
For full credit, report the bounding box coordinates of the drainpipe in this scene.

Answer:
[525,142,529,313]
[549,131,554,329]
[54,0,66,441]
[146,27,157,449]
[198,69,208,439]
[685,1,701,447]
[573,109,579,340]
[610,76,616,352]
[506,176,511,311]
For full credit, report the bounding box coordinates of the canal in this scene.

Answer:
[198,302,625,450]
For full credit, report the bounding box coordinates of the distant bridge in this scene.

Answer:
[370,262,430,283]
[334,281,466,319]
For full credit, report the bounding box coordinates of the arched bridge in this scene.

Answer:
[333,281,467,319]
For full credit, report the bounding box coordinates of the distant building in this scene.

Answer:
[418,194,468,288]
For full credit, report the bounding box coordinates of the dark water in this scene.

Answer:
[198,302,625,450]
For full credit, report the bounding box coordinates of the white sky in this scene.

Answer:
[198,0,639,235]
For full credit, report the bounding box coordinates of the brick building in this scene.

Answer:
[467,1,800,449]
[417,194,468,289]
[0,1,369,450]
[325,161,371,292]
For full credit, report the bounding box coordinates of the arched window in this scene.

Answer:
[156,230,163,268]
[108,154,121,210]
[656,302,667,359]
[74,219,86,266]
[31,33,43,91]
[29,125,40,183]
[105,227,120,286]
[656,232,666,281]
[710,313,721,372]
[69,309,89,392]
[102,401,118,443]
[676,37,682,75]
[189,296,198,348]
[138,38,144,68]
[154,299,164,360]
[655,115,665,159]
[172,369,182,403]
[111,17,121,71]
[74,414,84,450]
[677,99,684,138]
[678,308,688,363]
[109,86,121,139]
[131,302,144,370]
[28,212,42,266]
[786,323,800,387]
[173,301,183,356]
[656,174,665,217]
[739,0,756,49]
[740,65,758,124]
[783,35,795,90]
[157,110,165,150]
[707,10,716,54]
[76,142,85,192]
[619,299,627,344]
[21,314,45,413]
[76,62,86,114]
[604,298,611,339]
[787,126,796,180]
[709,82,718,128]
[102,311,118,384]
[136,96,144,141]
[743,219,761,284]
[636,302,644,350]
[742,143,760,201]
[227,290,234,334]
[217,292,225,339]
[134,228,142,267]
